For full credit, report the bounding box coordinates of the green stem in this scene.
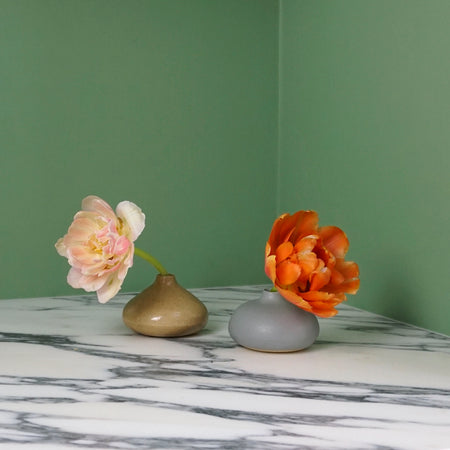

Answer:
[134,247,169,275]
[270,286,277,292]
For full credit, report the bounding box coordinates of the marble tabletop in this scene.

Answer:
[0,285,449,450]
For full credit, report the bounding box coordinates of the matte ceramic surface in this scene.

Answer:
[122,274,208,337]
[228,290,319,352]
[1,285,449,449]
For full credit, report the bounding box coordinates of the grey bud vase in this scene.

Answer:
[122,274,208,337]
[228,289,319,352]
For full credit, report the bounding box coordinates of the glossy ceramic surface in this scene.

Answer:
[122,274,208,337]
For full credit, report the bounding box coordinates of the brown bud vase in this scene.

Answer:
[122,274,208,337]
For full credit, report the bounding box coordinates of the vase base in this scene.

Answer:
[237,344,312,353]
[123,318,206,338]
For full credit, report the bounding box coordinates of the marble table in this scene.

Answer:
[0,285,449,449]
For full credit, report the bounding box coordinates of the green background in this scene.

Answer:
[1,0,448,334]
[278,0,450,335]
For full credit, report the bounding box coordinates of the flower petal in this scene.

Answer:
[289,210,319,243]
[309,304,338,318]
[294,235,317,253]
[309,267,331,291]
[264,209,359,318]
[117,248,134,280]
[276,260,301,285]
[326,260,360,294]
[335,259,360,279]
[319,226,349,258]
[67,268,106,292]
[112,235,131,256]
[326,278,360,295]
[56,195,142,303]
[66,217,99,242]
[96,274,123,303]
[68,246,104,266]
[297,252,319,280]
[264,252,277,282]
[116,201,145,242]
[81,196,116,221]
[301,290,336,302]
[55,238,67,257]
[276,241,294,263]
[276,286,314,314]
[301,291,342,317]
[266,213,291,250]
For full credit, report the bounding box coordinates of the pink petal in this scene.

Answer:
[67,268,106,292]
[96,274,123,303]
[113,235,131,256]
[55,238,67,257]
[68,246,104,266]
[65,217,99,243]
[81,196,116,221]
[80,260,109,276]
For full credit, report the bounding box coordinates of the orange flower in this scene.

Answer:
[265,210,359,318]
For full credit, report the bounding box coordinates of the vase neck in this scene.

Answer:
[155,274,177,286]
[260,289,284,303]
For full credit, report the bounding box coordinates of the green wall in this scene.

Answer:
[278,0,450,334]
[0,0,278,298]
[2,0,448,335]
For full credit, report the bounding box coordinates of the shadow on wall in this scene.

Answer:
[379,263,422,327]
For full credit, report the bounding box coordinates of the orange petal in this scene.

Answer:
[308,296,342,309]
[290,210,319,243]
[335,259,359,279]
[276,260,301,285]
[301,290,334,302]
[302,291,344,317]
[310,304,338,318]
[264,254,277,282]
[319,226,349,258]
[327,278,360,295]
[280,289,340,317]
[297,252,319,282]
[267,213,294,250]
[276,286,314,313]
[343,279,360,294]
[326,260,360,294]
[309,267,331,291]
[276,241,294,263]
[329,268,345,285]
[294,235,317,253]
[267,211,319,251]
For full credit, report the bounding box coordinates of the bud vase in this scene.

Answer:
[123,274,208,337]
[228,289,319,352]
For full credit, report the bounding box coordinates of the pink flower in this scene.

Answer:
[55,196,145,303]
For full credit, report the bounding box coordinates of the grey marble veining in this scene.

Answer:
[0,285,449,449]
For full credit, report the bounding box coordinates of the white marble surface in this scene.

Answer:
[0,285,449,449]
